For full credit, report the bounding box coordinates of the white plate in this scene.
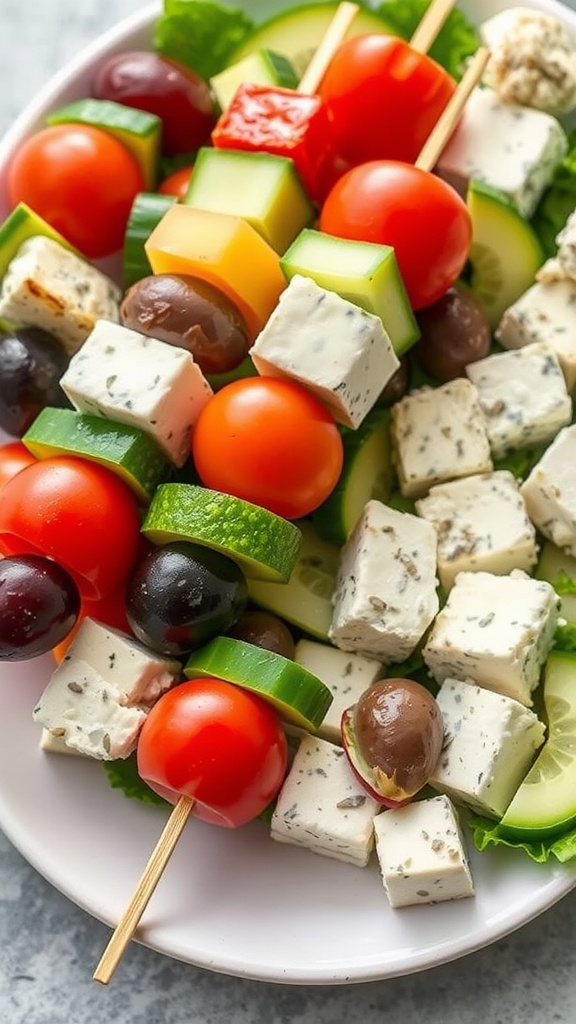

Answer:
[0,0,576,987]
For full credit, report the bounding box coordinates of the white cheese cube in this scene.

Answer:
[39,728,87,756]
[373,795,475,908]
[270,733,379,866]
[436,86,568,218]
[390,379,492,499]
[429,678,545,818]
[249,274,400,429]
[520,424,576,557]
[422,570,559,706]
[415,470,538,592]
[294,638,383,744]
[32,657,148,760]
[495,278,576,392]
[465,342,572,458]
[63,617,181,707]
[329,500,439,664]
[0,236,121,354]
[59,320,213,466]
[553,209,576,281]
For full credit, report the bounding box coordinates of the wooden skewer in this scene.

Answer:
[415,46,491,172]
[298,1,360,93]
[410,0,457,54]
[93,794,195,985]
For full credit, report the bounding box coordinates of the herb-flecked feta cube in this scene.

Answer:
[294,638,383,744]
[521,424,576,557]
[496,277,576,392]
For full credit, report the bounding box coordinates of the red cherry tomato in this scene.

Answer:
[319,34,456,167]
[191,377,344,520]
[137,677,288,827]
[7,124,146,258]
[158,165,193,200]
[0,442,36,490]
[0,456,141,600]
[320,161,472,310]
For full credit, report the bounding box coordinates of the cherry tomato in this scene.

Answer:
[137,677,288,827]
[0,442,36,490]
[7,124,145,258]
[158,165,193,200]
[319,34,456,167]
[320,161,472,310]
[0,456,141,600]
[191,378,343,520]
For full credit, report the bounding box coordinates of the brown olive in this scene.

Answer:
[376,354,411,406]
[228,609,296,659]
[120,273,251,375]
[350,678,443,801]
[414,284,492,382]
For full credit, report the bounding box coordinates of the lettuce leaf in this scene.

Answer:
[531,130,576,259]
[103,754,168,807]
[154,0,254,80]
[468,813,576,864]
[374,0,480,79]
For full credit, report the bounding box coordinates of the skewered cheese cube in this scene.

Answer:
[495,277,576,392]
[422,570,559,706]
[59,320,213,466]
[521,424,576,556]
[270,733,379,866]
[294,639,383,743]
[429,678,545,817]
[415,470,538,591]
[373,795,475,908]
[250,274,400,428]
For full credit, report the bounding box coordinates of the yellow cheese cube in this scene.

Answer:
[145,204,286,338]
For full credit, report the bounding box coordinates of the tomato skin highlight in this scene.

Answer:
[158,165,193,200]
[0,456,141,600]
[137,677,288,827]
[320,161,472,310]
[191,377,344,520]
[7,124,146,258]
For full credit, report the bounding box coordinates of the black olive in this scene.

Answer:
[228,609,296,659]
[0,327,71,436]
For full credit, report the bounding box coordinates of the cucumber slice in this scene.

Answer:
[210,49,298,111]
[536,542,576,625]
[47,99,162,190]
[23,406,171,503]
[464,180,544,329]
[248,518,339,640]
[499,651,576,840]
[312,408,394,546]
[123,192,177,289]
[228,2,398,77]
[142,483,302,582]
[0,202,78,282]
[184,635,332,731]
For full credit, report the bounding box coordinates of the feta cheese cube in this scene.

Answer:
[0,236,121,354]
[294,638,383,743]
[373,794,475,908]
[415,470,538,591]
[249,274,400,429]
[329,500,439,664]
[390,379,492,499]
[429,678,545,817]
[39,728,87,756]
[436,86,568,218]
[495,278,576,392]
[553,209,576,281]
[59,320,213,466]
[465,342,572,458]
[270,733,379,866]
[422,570,559,706]
[520,424,576,556]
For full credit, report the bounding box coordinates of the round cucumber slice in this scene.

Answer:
[184,635,333,731]
[123,192,177,289]
[464,180,544,329]
[142,483,302,583]
[499,651,576,840]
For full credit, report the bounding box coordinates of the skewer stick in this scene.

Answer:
[415,47,491,172]
[410,0,457,54]
[93,794,196,985]
[298,1,360,93]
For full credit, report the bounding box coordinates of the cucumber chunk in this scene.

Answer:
[123,192,177,289]
[210,49,298,110]
[0,203,78,282]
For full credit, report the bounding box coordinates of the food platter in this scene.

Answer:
[0,0,575,986]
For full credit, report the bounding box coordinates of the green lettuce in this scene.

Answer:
[469,813,576,865]
[532,130,576,258]
[103,754,168,807]
[374,0,480,79]
[154,0,254,80]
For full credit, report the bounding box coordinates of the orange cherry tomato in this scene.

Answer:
[0,441,36,490]
[158,164,193,200]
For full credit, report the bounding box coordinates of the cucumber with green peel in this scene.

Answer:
[0,203,78,282]
[142,483,302,582]
[210,49,298,111]
[22,407,171,503]
[248,518,339,641]
[463,180,544,329]
[312,408,394,546]
[536,542,576,625]
[47,99,162,190]
[499,650,576,840]
[184,636,333,731]
[123,192,177,289]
